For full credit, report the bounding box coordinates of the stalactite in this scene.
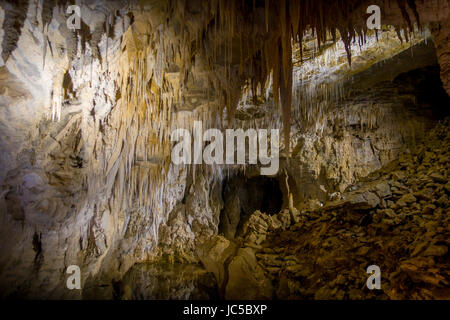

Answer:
[153,0,397,152]
[1,0,29,62]
[34,0,427,254]
[41,0,55,29]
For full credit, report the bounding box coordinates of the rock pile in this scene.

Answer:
[200,119,449,299]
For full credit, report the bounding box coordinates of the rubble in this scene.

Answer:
[231,119,450,299]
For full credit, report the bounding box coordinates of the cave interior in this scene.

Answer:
[0,0,449,300]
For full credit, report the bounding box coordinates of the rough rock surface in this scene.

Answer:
[0,0,448,300]
[282,48,449,205]
[431,16,450,95]
[232,119,450,300]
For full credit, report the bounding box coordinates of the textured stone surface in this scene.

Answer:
[248,120,450,299]
[0,0,448,300]
[431,17,450,95]
[225,247,273,300]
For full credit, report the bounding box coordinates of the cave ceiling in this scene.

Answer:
[2,0,448,153]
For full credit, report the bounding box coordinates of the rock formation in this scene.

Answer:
[0,0,448,300]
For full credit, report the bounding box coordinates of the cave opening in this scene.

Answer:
[219,175,283,239]
[393,65,450,119]
[249,176,284,216]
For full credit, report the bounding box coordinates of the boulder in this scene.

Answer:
[225,247,273,299]
[197,236,237,289]
[397,194,417,207]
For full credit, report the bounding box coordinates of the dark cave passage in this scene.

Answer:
[252,176,284,216]
[393,65,450,119]
[219,175,283,239]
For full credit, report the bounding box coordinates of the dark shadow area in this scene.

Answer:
[219,175,283,239]
[394,65,450,119]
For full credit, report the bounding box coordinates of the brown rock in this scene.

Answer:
[225,248,273,299]
[422,204,436,215]
[373,181,392,198]
[397,194,417,207]
[197,235,237,289]
[429,172,446,183]
[423,245,448,257]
